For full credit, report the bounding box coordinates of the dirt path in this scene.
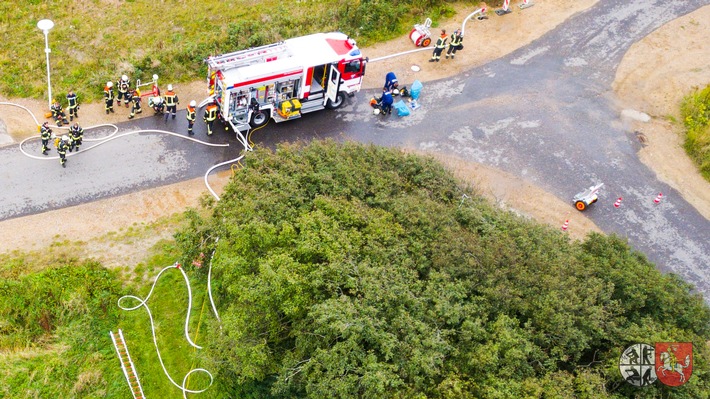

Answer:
[1,1,708,260]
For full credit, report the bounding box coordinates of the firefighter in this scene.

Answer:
[50,100,67,126]
[204,100,218,136]
[104,81,115,114]
[57,135,70,167]
[129,89,142,119]
[68,123,83,152]
[446,29,463,59]
[164,84,179,121]
[380,87,394,115]
[40,122,52,155]
[429,29,447,62]
[384,72,398,92]
[186,100,196,135]
[149,95,165,115]
[117,74,131,107]
[66,89,79,121]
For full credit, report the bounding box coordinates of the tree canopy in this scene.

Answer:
[176,140,710,398]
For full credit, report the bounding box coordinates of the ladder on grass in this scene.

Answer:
[110,329,146,399]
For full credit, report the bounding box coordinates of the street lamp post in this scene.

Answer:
[37,19,54,110]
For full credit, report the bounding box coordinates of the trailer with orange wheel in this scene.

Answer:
[409,18,433,47]
[573,183,604,211]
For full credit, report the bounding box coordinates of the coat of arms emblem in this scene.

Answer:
[655,342,693,386]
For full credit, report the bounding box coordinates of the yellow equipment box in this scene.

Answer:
[278,99,301,118]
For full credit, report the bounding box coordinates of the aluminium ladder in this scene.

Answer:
[110,329,146,399]
[206,42,290,71]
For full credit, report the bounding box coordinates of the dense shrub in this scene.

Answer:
[175,140,710,398]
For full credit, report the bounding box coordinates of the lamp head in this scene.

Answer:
[37,19,54,33]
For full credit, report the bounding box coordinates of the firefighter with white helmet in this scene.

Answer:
[104,81,115,114]
[149,94,165,115]
[164,84,179,121]
[117,74,131,107]
[186,100,197,135]
[57,135,70,167]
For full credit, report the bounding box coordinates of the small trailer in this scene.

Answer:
[573,183,604,211]
[409,18,433,47]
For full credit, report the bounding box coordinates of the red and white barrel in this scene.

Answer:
[409,28,425,47]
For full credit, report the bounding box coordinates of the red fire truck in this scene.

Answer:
[204,32,367,143]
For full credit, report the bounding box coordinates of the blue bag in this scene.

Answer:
[410,80,423,100]
[393,100,410,117]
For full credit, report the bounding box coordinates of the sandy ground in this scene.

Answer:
[1,1,708,260]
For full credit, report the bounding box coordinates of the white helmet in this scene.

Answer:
[122,74,128,81]
[167,84,173,91]
[189,100,196,107]
[107,81,113,88]
[373,108,381,115]
[152,74,159,81]
[392,89,400,96]
[62,135,69,141]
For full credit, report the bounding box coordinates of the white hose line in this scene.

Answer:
[18,127,228,161]
[206,238,222,326]
[203,155,245,201]
[0,102,43,126]
[368,46,433,63]
[117,263,213,395]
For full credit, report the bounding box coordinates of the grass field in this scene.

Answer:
[681,84,710,182]
[1,0,462,105]
[0,224,217,398]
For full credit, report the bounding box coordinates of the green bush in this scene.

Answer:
[175,140,710,398]
[681,84,710,181]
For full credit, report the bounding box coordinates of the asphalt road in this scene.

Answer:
[1,0,708,297]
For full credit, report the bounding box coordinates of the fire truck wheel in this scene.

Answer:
[575,201,586,211]
[325,92,345,109]
[250,110,269,127]
[422,37,432,47]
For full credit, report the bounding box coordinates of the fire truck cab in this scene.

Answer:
[205,32,367,146]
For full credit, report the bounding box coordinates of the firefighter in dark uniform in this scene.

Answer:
[40,122,52,155]
[429,29,447,62]
[66,89,79,121]
[204,100,218,136]
[446,29,463,59]
[129,89,142,119]
[186,100,196,135]
[164,84,179,121]
[58,135,70,167]
[104,81,115,114]
[117,75,131,107]
[68,123,84,152]
[50,101,66,126]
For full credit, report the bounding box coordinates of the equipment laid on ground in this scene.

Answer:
[204,32,367,150]
[573,183,604,211]
[409,18,433,47]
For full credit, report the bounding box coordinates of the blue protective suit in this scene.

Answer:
[384,72,398,91]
